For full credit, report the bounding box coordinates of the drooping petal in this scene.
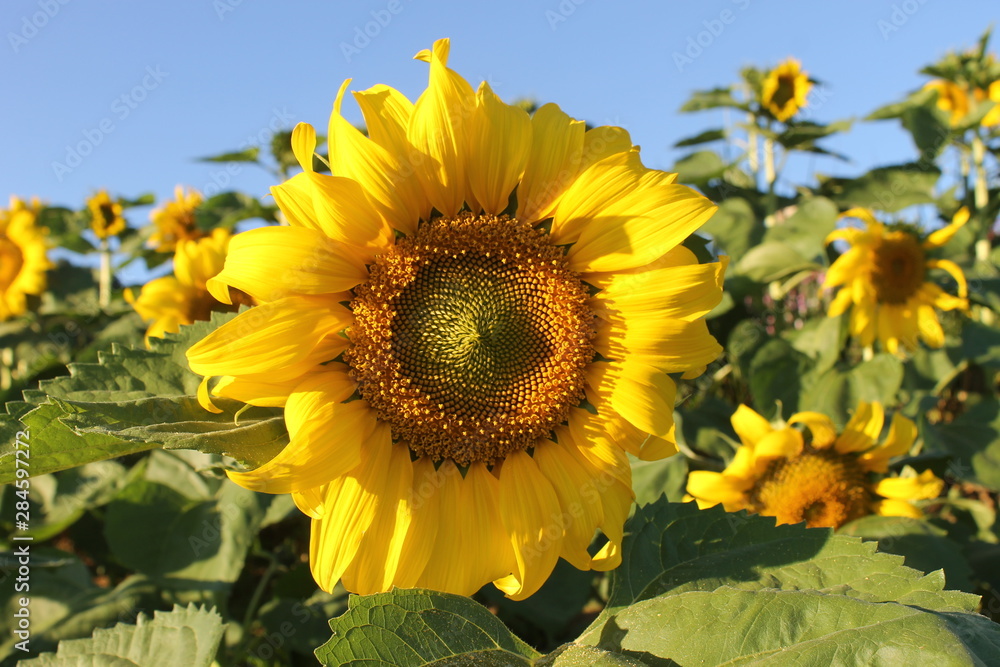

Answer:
[408,38,475,217]
[309,423,394,592]
[926,259,968,299]
[585,360,677,439]
[874,498,923,519]
[292,485,326,520]
[835,401,884,454]
[207,226,367,304]
[535,438,604,570]
[226,371,375,494]
[858,412,916,473]
[916,303,945,348]
[730,404,773,448]
[186,296,352,377]
[686,471,748,511]
[589,477,634,571]
[787,411,838,448]
[874,469,943,500]
[466,81,531,215]
[516,103,585,224]
[494,450,564,601]
[826,286,854,318]
[212,366,331,407]
[923,207,968,249]
[561,409,633,490]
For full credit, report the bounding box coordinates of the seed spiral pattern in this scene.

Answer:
[346,213,595,465]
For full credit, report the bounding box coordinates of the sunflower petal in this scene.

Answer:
[516,103,586,224]
[926,259,968,299]
[923,207,968,249]
[585,360,677,439]
[466,81,531,215]
[858,412,917,473]
[787,412,838,448]
[835,401,885,454]
[730,404,773,448]
[392,457,442,589]
[535,438,604,570]
[875,469,944,501]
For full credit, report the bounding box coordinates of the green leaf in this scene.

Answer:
[578,499,979,646]
[193,191,279,231]
[747,338,812,418]
[702,197,761,259]
[671,151,727,186]
[840,515,975,592]
[921,395,1000,492]
[22,461,127,541]
[867,86,938,121]
[902,104,950,160]
[776,119,853,152]
[314,589,540,666]
[197,147,260,163]
[605,587,1000,665]
[0,313,288,484]
[545,644,650,666]
[800,354,904,428]
[21,604,225,667]
[762,196,839,263]
[732,240,819,282]
[678,87,747,113]
[631,455,688,507]
[818,162,942,213]
[672,128,726,148]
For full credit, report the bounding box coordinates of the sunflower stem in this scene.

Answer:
[99,239,111,309]
[763,136,776,192]
[240,550,280,640]
[971,133,988,210]
[747,114,760,182]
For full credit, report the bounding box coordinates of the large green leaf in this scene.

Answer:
[921,395,1000,492]
[21,604,224,667]
[0,313,288,484]
[818,162,942,213]
[799,354,904,428]
[701,197,761,259]
[576,499,997,664]
[762,196,838,263]
[314,589,540,666]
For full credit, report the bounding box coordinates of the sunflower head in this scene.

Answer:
[87,189,127,240]
[975,80,1000,127]
[687,402,944,529]
[0,196,52,321]
[185,38,726,600]
[924,79,971,127]
[127,228,245,342]
[148,185,205,253]
[760,58,812,122]
[822,208,968,354]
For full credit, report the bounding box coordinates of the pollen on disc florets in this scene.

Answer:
[870,229,926,305]
[345,212,596,466]
[748,447,871,529]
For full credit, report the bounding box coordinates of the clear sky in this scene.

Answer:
[3,0,999,223]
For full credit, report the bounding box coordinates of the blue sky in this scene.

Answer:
[2,0,998,230]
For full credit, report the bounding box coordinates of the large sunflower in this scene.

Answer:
[87,189,127,239]
[186,39,725,600]
[149,185,205,253]
[686,402,944,529]
[0,196,52,321]
[761,58,812,123]
[127,228,244,341]
[823,207,968,354]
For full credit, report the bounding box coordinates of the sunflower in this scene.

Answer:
[0,196,52,321]
[924,80,970,127]
[127,228,246,341]
[686,402,944,529]
[822,207,968,354]
[87,189,127,239]
[186,38,725,600]
[148,185,205,252]
[760,58,812,122]
[975,80,1000,127]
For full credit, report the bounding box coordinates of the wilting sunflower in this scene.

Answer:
[149,185,205,252]
[0,196,52,321]
[686,402,944,529]
[760,58,812,123]
[127,228,245,341]
[87,189,127,239]
[823,207,968,354]
[187,38,725,600]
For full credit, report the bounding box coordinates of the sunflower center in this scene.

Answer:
[346,212,595,465]
[0,235,24,292]
[869,231,925,304]
[772,75,797,111]
[747,447,870,529]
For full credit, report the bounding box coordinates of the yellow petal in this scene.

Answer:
[787,411,837,448]
[516,103,585,224]
[186,296,352,377]
[563,153,717,272]
[875,469,944,501]
[561,408,632,490]
[271,171,391,260]
[827,286,854,318]
[752,428,804,466]
[874,498,924,519]
[460,462,517,586]
[639,432,679,461]
[858,412,917,473]
[917,304,945,348]
[340,440,414,594]
[585,360,677,439]
[592,256,727,322]
[535,438,604,570]
[206,226,367,304]
[823,246,870,289]
[686,470,747,510]
[494,450,563,601]
[730,404,772,448]
[923,207,968,249]
[292,485,326,520]
[835,401,884,454]
[581,126,635,171]
[291,122,317,173]
[226,371,374,494]
[926,259,968,299]
[466,81,531,214]
[594,314,722,373]
[309,425,394,592]
[212,366,332,408]
[327,79,422,235]
[408,38,474,217]
[838,208,884,235]
[197,376,222,414]
[392,457,442,588]
[590,478,634,571]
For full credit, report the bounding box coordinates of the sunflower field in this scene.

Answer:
[4,26,1000,667]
